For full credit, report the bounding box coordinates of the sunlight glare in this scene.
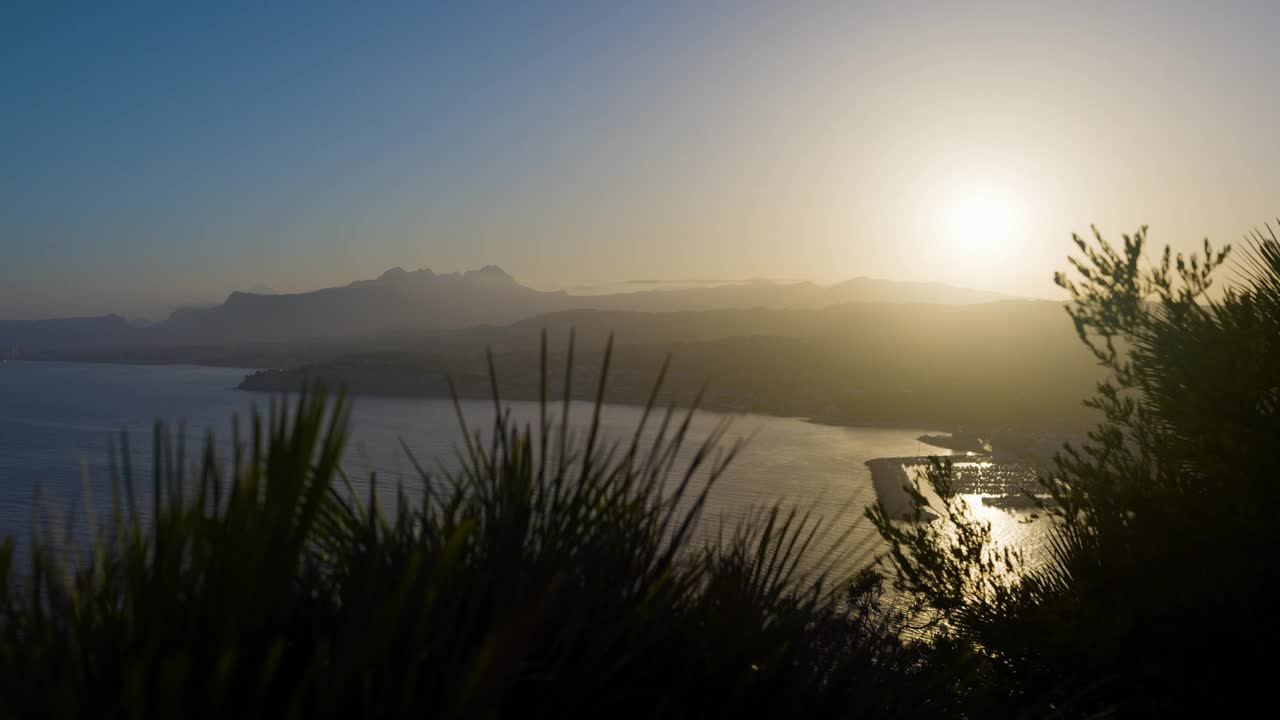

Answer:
[944,188,1017,258]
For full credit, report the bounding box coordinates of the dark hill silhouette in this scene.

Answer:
[0,315,140,356]
[236,300,1101,437]
[10,299,1097,439]
[2,267,1015,352]
[157,266,562,344]
[149,268,1012,346]
[579,276,1011,312]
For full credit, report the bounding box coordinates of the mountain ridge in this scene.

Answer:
[1,266,1017,353]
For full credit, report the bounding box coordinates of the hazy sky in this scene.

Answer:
[3,1,1278,319]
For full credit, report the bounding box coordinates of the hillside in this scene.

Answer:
[3,269,1016,353]
[239,300,1102,437]
[0,315,140,356]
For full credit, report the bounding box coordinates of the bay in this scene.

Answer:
[0,361,953,571]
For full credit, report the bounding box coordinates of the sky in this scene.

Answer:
[3,1,1279,320]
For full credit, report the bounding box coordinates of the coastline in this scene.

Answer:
[241,365,1033,522]
[866,453,1047,523]
[237,365,973,436]
[865,456,943,522]
[8,358,1047,525]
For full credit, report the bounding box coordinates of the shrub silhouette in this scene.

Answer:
[872,224,1280,715]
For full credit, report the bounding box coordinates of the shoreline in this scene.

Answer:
[237,366,970,437]
[865,457,942,522]
[15,359,1088,454]
[867,454,1047,523]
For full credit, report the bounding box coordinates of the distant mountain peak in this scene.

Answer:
[371,265,514,287]
[821,276,1012,304]
[463,265,515,283]
[8,266,1020,353]
[373,266,440,286]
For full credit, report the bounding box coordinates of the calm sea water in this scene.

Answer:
[0,361,953,570]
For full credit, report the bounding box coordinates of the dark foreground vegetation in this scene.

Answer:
[0,344,944,718]
[871,224,1280,715]
[2,224,1277,717]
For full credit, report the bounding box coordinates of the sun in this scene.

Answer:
[943,188,1017,258]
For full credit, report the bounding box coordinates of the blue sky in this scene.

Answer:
[4,1,1279,319]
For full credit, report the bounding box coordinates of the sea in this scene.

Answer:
[0,361,985,574]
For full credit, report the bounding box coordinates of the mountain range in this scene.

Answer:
[1,266,1013,354]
